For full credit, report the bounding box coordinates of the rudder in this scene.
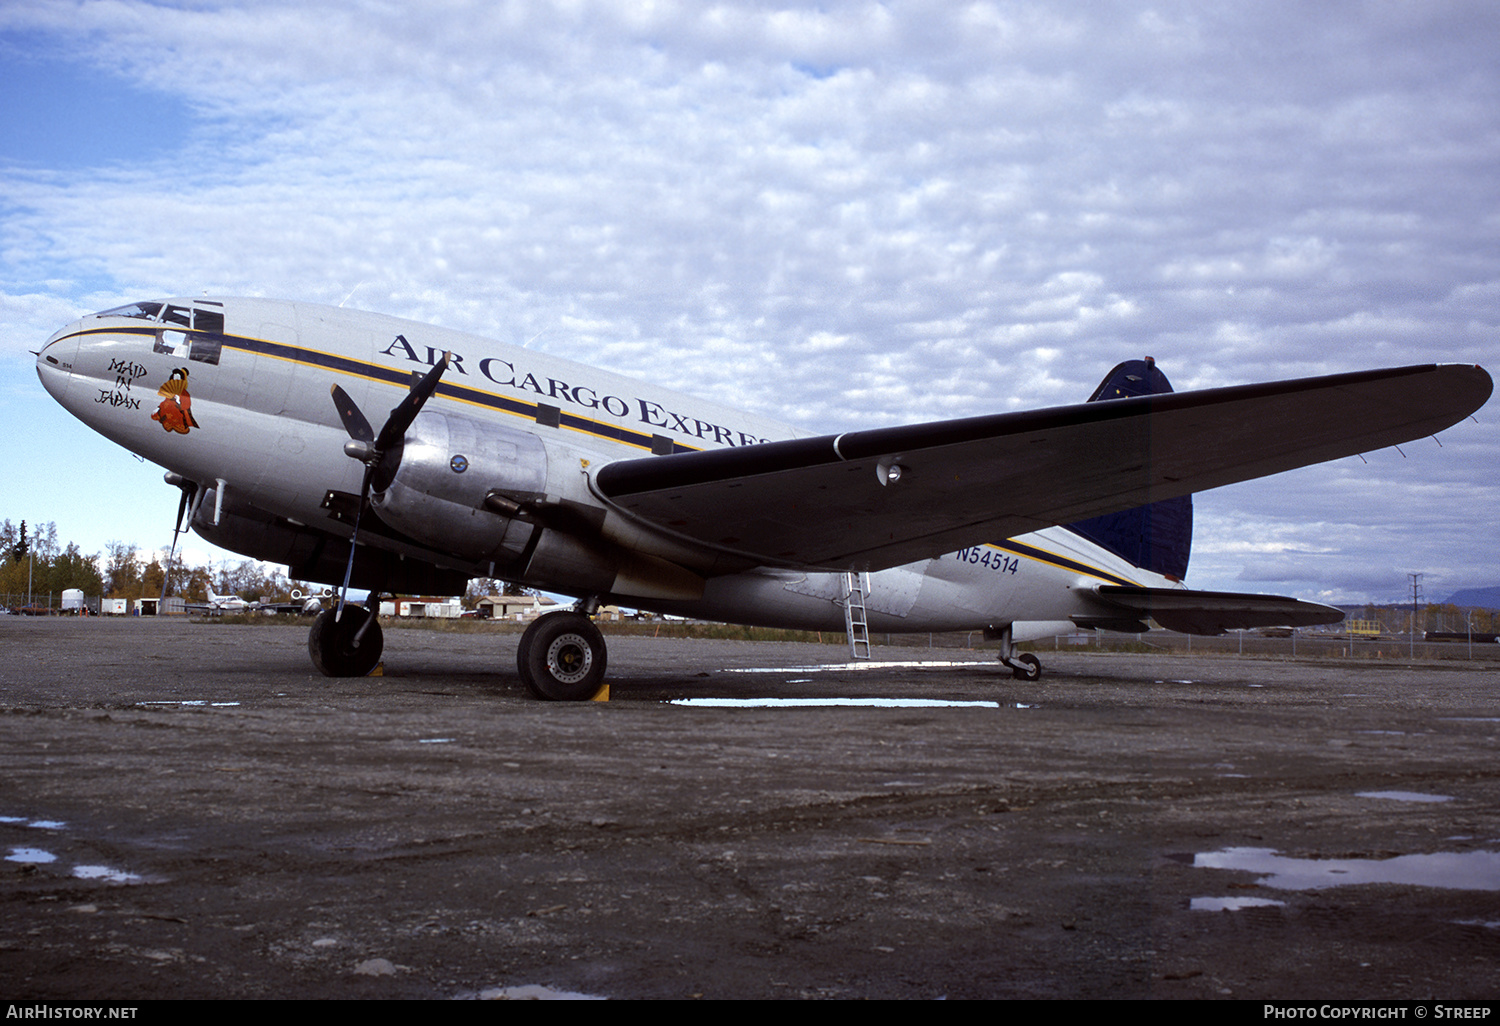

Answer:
[1064,358,1193,580]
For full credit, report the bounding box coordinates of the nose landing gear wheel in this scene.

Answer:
[518,611,608,701]
[308,605,383,677]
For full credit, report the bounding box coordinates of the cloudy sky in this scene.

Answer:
[1,0,1495,605]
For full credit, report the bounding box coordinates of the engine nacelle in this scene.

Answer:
[367,410,704,601]
[371,410,547,565]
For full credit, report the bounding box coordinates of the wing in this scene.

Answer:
[594,364,1491,572]
[1083,586,1344,635]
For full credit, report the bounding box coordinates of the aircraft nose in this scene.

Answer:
[36,320,82,403]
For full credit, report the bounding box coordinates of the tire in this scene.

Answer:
[518,611,607,701]
[308,605,384,677]
[1011,652,1042,681]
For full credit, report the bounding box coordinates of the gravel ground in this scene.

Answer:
[1,617,1498,1000]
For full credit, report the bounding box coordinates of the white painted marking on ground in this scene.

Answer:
[668,698,1001,708]
[723,660,992,674]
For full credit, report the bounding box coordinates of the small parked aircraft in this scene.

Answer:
[197,586,251,614]
[36,297,1491,698]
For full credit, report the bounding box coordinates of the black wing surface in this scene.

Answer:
[593,364,1492,572]
[1087,586,1344,635]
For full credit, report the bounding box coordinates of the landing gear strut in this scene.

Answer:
[517,609,608,701]
[308,603,384,677]
[988,624,1043,681]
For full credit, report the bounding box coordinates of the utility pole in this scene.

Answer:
[1409,573,1423,659]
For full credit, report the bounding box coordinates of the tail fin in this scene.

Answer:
[1064,358,1194,580]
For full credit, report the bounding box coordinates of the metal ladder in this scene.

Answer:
[843,571,872,660]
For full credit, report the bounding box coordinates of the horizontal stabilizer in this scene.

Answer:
[1093,586,1344,636]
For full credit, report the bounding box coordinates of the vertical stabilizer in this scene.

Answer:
[1064,358,1193,580]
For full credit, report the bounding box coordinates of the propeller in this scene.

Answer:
[329,353,451,621]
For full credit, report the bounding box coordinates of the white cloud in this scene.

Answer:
[2,0,1497,601]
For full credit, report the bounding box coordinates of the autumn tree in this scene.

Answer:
[49,543,104,596]
[104,541,141,599]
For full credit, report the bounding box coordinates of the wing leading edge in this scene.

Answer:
[593,364,1491,572]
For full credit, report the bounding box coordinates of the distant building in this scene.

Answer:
[377,596,464,618]
[476,594,560,621]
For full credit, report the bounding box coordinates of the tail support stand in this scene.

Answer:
[986,623,1042,681]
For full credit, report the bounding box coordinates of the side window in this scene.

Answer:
[154,329,191,358]
[188,332,223,364]
[152,304,226,365]
[193,308,225,334]
[189,304,225,364]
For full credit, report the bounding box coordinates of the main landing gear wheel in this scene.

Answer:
[518,611,608,701]
[1010,652,1042,681]
[308,605,384,677]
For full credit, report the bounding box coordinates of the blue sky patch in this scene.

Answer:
[0,31,191,169]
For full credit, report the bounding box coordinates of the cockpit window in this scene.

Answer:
[95,300,227,366]
[95,301,164,321]
[93,300,223,333]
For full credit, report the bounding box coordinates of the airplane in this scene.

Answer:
[204,586,252,613]
[35,296,1492,699]
[185,582,327,616]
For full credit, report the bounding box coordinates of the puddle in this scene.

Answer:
[417,738,455,744]
[474,984,607,1000]
[1357,791,1452,803]
[1195,847,1500,891]
[1191,896,1286,912]
[72,865,143,884]
[668,698,1001,708]
[6,848,57,864]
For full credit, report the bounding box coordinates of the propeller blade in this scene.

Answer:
[335,461,378,621]
[333,353,450,622]
[330,384,375,443]
[374,353,450,453]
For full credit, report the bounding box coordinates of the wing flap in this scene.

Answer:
[593,364,1491,571]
